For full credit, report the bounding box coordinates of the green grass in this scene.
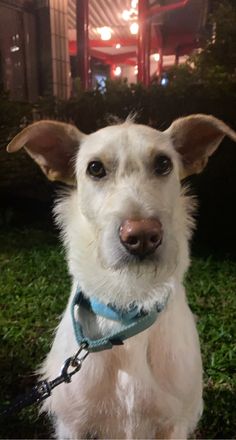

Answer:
[186,257,236,439]
[0,229,70,438]
[0,228,235,439]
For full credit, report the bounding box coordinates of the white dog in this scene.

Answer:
[7,115,236,439]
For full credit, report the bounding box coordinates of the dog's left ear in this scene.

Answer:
[7,120,86,185]
[167,114,236,178]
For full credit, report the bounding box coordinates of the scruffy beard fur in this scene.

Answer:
[54,185,195,311]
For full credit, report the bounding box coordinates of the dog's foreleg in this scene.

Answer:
[156,423,188,440]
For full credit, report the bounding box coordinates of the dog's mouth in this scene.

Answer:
[124,248,160,263]
[107,245,161,271]
[124,239,162,261]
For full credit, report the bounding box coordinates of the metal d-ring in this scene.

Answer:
[60,343,89,382]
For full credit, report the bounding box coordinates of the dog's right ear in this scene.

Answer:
[7,120,86,185]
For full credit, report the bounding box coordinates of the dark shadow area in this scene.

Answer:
[0,196,54,230]
[197,387,236,439]
[185,138,236,260]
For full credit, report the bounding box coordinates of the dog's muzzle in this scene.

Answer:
[119,218,163,259]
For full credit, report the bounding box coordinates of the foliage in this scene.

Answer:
[0,91,32,149]
[196,0,236,75]
[167,0,236,91]
[0,228,235,438]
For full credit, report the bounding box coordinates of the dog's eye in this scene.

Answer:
[87,161,106,179]
[154,155,173,176]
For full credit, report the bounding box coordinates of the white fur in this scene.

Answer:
[40,121,203,439]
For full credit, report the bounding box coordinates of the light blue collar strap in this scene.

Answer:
[89,297,140,324]
[71,286,169,353]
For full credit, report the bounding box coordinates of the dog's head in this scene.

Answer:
[7,115,236,307]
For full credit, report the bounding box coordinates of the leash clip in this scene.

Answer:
[60,342,89,383]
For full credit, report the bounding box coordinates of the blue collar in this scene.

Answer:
[71,286,169,352]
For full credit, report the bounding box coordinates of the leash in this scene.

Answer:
[1,286,169,418]
[0,343,88,418]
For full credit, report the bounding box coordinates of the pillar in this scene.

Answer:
[155,27,163,80]
[138,0,150,86]
[76,0,89,89]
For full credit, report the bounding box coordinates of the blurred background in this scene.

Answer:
[0,1,235,438]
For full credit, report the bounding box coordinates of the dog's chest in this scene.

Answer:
[53,336,160,438]
[79,355,158,438]
[115,367,158,438]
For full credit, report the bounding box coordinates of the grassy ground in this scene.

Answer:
[0,228,235,439]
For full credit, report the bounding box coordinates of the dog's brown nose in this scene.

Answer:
[119,218,163,257]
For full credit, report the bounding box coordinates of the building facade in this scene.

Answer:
[0,0,70,100]
[0,0,208,101]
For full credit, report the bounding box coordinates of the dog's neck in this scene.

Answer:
[69,280,174,351]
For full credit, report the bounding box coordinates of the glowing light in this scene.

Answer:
[152,53,160,62]
[130,22,139,35]
[122,1,138,21]
[114,66,122,76]
[10,45,20,52]
[134,65,138,75]
[98,27,112,41]
[116,43,121,49]
[131,0,138,8]
[161,77,168,86]
[122,9,130,20]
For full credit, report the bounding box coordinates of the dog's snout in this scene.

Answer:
[119,218,163,257]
